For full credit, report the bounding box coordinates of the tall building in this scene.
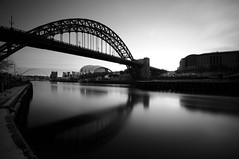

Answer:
[62,72,67,78]
[178,51,239,74]
[72,71,80,78]
[50,71,58,79]
[67,72,71,78]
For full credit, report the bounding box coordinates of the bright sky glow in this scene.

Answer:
[0,0,239,75]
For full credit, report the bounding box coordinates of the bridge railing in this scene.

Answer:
[0,79,30,92]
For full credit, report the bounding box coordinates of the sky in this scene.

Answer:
[0,0,239,76]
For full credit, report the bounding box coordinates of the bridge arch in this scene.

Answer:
[21,68,48,76]
[28,18,134,61]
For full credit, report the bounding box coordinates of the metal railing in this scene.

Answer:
[0,79,30,92]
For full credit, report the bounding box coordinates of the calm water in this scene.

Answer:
[26,81,239,159]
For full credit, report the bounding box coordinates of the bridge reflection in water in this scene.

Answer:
[26,82,239,159]
[26,85,150,157]
[180,94,239,114]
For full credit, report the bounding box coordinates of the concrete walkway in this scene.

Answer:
[0,85,37,159]
[0,85,27,108]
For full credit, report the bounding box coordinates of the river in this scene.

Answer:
[26,81,239,159]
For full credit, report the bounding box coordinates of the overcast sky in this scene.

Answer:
[0,0,239,75]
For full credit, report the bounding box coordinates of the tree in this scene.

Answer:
[0,58,14,73]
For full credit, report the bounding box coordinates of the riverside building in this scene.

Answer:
[178,51,239,75]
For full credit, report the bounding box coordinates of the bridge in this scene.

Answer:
[0,18,153,79]
[21,68,49,76]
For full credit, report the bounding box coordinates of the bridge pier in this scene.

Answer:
[135,57,150,80]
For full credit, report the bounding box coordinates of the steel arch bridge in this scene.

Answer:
[0,18,134,62]
[21,68,49,76]
[0,18,153,79]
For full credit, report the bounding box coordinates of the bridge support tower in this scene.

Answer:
[135,57,150,80]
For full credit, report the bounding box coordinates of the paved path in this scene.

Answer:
[0,85,27,108]
[0,85,37,159]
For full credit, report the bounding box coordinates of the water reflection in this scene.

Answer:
[80,87,108,96]
[27,87,150,156]
[180,94,239,115]
[27,82,239,159]
[128,90,150,109]
[50,82,58,93]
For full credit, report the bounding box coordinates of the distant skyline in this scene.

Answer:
[1,0,239,75]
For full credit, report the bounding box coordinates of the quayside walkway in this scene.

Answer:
[136,79,239,96]
[0,84,37,159]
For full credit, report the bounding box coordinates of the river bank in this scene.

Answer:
[79,79,239,96]
[0,83,37,159]
[134,79,239,96]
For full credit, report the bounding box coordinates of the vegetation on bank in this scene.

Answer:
[1,58,30,92]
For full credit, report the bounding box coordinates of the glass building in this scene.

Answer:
[80,65,112,76]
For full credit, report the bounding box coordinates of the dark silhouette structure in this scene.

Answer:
[178,51,239,75]
[26,89,150,154]
[0,18,155,79]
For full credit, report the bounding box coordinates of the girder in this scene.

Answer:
[0,42,29,60]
